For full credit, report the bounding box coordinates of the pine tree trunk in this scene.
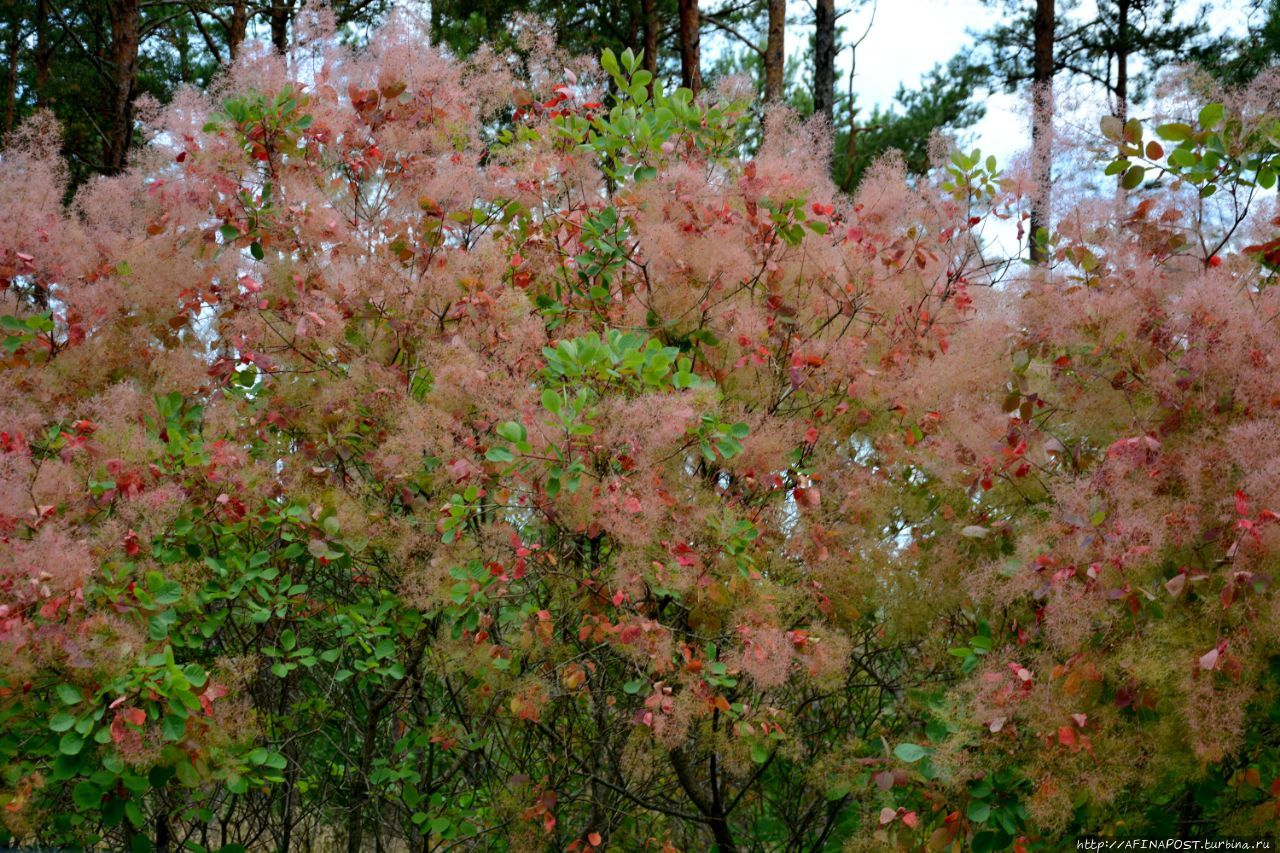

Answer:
[104,0,141,173]
[813,0,836,124]
[227,0,248,62]
[270,0,290,54]
[34,0,50,107]
[678,0,701,95]
[3,14,19,134]
[1029,0,1055,264]
[764,0,785,103]
[1115,0,1129,123]
[641,0,658,76]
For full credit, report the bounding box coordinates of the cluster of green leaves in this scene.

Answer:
[540,329,695,391]
[480,330,744,501]
[495,47,746,184]
[0,312,53,356]
[574,206,630,299]
[964,769,1032,853]
[948,620,994,674]
[760,196,830,246]
[206,87,314,260]
[941,148,1002,203]
[1103,103,1280,197]
[202,85,314,149]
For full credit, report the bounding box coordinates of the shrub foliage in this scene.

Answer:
[2,23,1280,853]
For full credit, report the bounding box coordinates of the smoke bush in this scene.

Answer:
[2,20,1279,852]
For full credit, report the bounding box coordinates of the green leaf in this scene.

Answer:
[1198,103,1224,131]
[72,781,102,810]
[601,48,620,77]
[750,742,769,764]
[541,388,563,414]
[250,241,265,261]
[1168,146,1198,168]
[968,800,991,823]
[50,712,76,732]
[623,679,644,695]
[59,732,85,755]
[1121,165,1145,190]
[894,742,930,763]
[826,782,852,801]
[1156,122,1192,142]
[496,421,526,443]
[56,684,84,705]
[162,715,187,741]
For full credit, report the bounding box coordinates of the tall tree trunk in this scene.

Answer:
[1029,0,1055,264]
[1114,0,1129,123]
[227,0,248,62]
[270,0,290,54]
[841,45,860,189]
[34,0,50,107]
[641,0,658,77]
[3,14,19,134]
[764,0,785,103]
[104,0,141,173]
[813,0,836,124]
[678,0,701,95]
